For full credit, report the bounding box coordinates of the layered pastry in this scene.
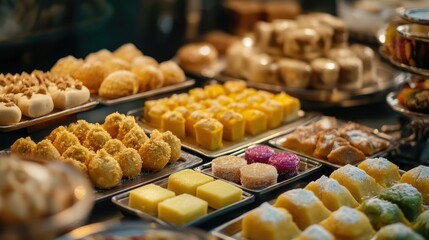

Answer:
[400,165,429,204]
[309,58,339,90]
[240,163,278,189]
[242,202,301,240]
[211,155,247,183]
[177,43,218,73]
[358,157,400,188]
[274,188,331,230]
[278,58,311,89]
[282,125,319,156]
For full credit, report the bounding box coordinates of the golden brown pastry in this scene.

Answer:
[138,138,171,171]
[150,129,181,162]
[73,60,107,94]
[32,139,61,162]
[159,61,185,86]
[313,129,340,159]
[88,149,123,189]
[121,125,149,150]
[117,115,138,140]
[132,55,159,67]
[103,58,130,75]
[51,55,84,76]
[62,144,94,166]
[278,58,311,89]
[131,65,164,92]
[83,124,112,152]
[46,126,69,143]
[98,70,139,99]
[103,112,125,138]
[327,137,366,165]
[177,42,218,73]
[114,148,142,178]
[60,157,88,174]
[103,139,126,156]
[10,137,37,160]
[52,130,80,155]
[85,49,113,63]
[68,120,94,144]
[113,43,143,63]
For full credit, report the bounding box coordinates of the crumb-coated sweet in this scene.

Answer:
[113,43,143,63]
[244,145,275,164]
[240,163,278,189]
[46,126,69,143]
[62,144,94,166]
[138,139,171,171]
[88,149,123,189]
[53,130,80,155]
[51,55,84,77]
[68,120,93,144]
[114,148,142,178]
[132,65,164,92]
[83,124,112,152]
[60,157,88,174]
[150,130,181,162]
[116,115,138,140]
[121,126,149,150]
[10,137,36,160]
[73,60,106,94]
[103,139,126,156]
[212,155,247,183]
[102,112,125,138]
[32,139,61,162]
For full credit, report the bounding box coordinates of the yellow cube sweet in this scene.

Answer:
[158,193,208,225]
[174,106,189,118]
[185,110,213,137]
[206,105,228,119]
[256,100,284,129]
[274,92,301,122]
[167,169,214,195]
[129,184,175,216]
[196,180,242,209]
[161,111,186,139]
[215,95,234,106]
[143,100,159,122]
[223,80,247,94]
[194,118,223,150]
[189,88,207,101]
[185,102,205,112]
[242,109,267,135]
[232,88,257,102]
[227,102,249,114]
[216,110,245,142]
[169,93,190,106]
[204,84,225,98]
[148,104,169,128]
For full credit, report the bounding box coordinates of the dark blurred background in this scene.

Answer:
[0,0,335,73]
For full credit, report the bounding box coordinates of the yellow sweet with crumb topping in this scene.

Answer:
[256,100,284,129]
[194,117,223,150]
[242,109,267,135]
[148,104,169,128]
[185,110,213,137]
[161,111,185,139]
[274,92,300,122]
[204,84,225,98]
[216,110,245,141]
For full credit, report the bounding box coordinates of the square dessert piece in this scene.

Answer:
[255,100,284,129]
[242,109,267,135]
[158,193,208,225]
[161,111,186,139]
[167,169,214,195]
[196,180,243,209]
[274,92,300,122]
[148,104,169,128]
[143,100,157,122]
[217,110,245,141]
[185,110,212,137]
[194,117,223,150]
[129,183,175,216]
[204,84,225,98]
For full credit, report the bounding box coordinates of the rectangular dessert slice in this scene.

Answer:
[167,169,214,195]
[196,180,242,209]
[158,193,208,225]
[129,183,175,216]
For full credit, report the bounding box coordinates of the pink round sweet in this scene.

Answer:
[244,145,275,164]
[268,152,300,175]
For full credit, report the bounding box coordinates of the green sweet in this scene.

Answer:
[413,210,429,239]
[358,197,409,230]
[374,223,424,240]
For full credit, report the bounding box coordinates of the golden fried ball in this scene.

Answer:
[83,124,112,152]
[113,43,143,63]
[85,49,113,63]
[88,149,122,189]
[68,120,94,144]
[73,60,107,94]
[132,65,164,92]
[114,148,142,178]
[102,112,125,138]
[121,126,149,150]
[150,130,181,162]
[10,137,37,160]
[98,70,139,99]
[53,131,80,155]
[46,126,69,143]
[132,55,159,68]
[104,58,130,75]
[138,139,171,171]
[103,139,126,156]
[60,157,88,174]
[51,55,84,76]
[117,115,138,140]
[159,60,185,86]
[62,144,93,165]
[32,139,61,162]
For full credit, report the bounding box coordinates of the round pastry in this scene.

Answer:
[150,130,181,163]
[83,124,112,152]
[103,139,126,156]
[51,55,84,76]
[99,70,139,99]
[203,31,239,54]
[244,145,275,164]
[116,115,138,140]
[32,139,61,162]
[10,137,37,160]
[159,61,186,86]
[248,53,280,85]
[103,58,130,75]
[121,126,149,150]
[73,60,106,94]
[212,155,247,183]
[283,28,322,60]
[278,58,312,89]
[268,152,300,177]
[53,130,80,155]
[113,43,143,63]
[16,87,54,118]
[68,120,93,144]
[177,42,218,73]
[240,163,278,189]
[138,139,171,171]
[46,125,69,143]
[60,157,88,174]
[85,49,113,63]
[131,65,164,92]
[132,55,159,67]
[88,149,123,189]
[114,147,142,179]
[309,58,339,90]
[62,144,94,165]
[102,112,125,138]
[349,44,376,85]
[0,95,21,125]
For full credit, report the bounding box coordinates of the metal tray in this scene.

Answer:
[211,212,246,240]
[93,79,195,106]
[268,116,395,169]
[194,145,322,196]
[111,178,255,228]
[0,100,98,133]
[128,108,319,158]
[95,150,202,202]
[379,46,429,77]
[386,91,429,122]
[214,61,404,108]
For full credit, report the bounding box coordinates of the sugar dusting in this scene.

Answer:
[258,202,288,223]
[333,206,362,225]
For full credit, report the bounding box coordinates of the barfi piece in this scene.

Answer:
[256,100,283,129]
[196,180,242,209]
[273,92,300,122]
[129,184,175,216]
[401,165,429,204]
[158,193,208,225]
[216,110,245,141]
[242,109,267,135]
[148,104,169,128]
[194,118,223,150]
[161,111,185,139]
[185,110,212,137]
[167,169,213,195]
[358,157,400,188]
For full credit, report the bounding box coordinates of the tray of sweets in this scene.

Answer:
[93,79,195,106]
[194,145,322,196]
[129,107,319,158]
[95,150,202,202]
[269,116,395,168]
[111,178,255,228]
[0,99,98,132]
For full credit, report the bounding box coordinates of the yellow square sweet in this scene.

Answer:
[242,109,267,135]
[143,100,159,122]
[196,180,243,209]
[189,88,207,101]
[185,110,213,137]
[194,118,223,150]
[158,193,208,225]
[129,184,175,216]
[217,110,245,142]
[204,84,225,98]
[167,169,214,195]
[161,111,185,139]
[256,100,284,129]
[148,104,169,128]
[274,92,301,122]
